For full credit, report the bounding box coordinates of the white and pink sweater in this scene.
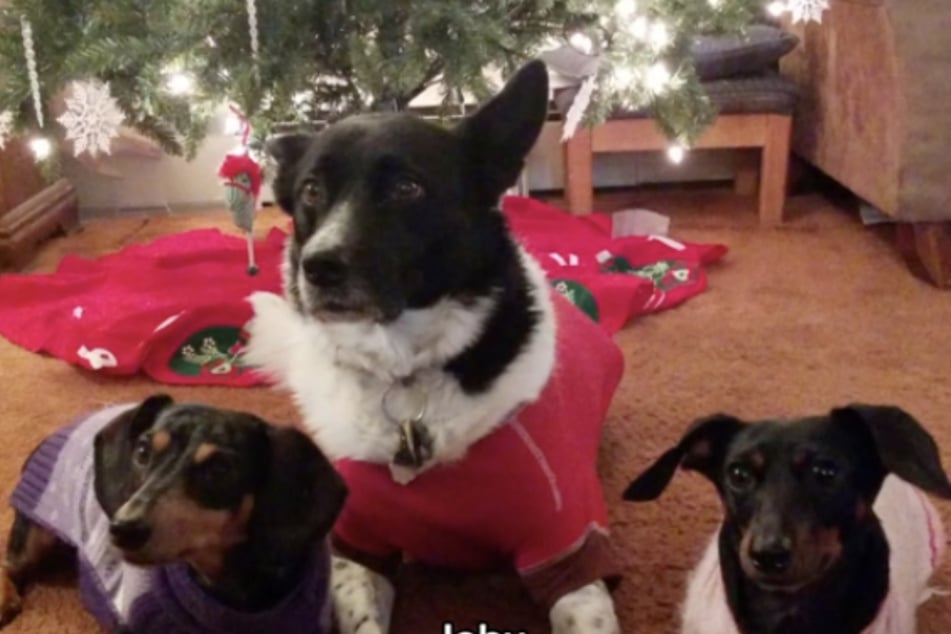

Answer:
[682,476,947,634]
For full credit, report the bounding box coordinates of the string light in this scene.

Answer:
[224,111,242,135]
[611,66,635,89]
[29,137,52,160]
[569,31,595,54]
[645,62,672,94]
[767,1,787,17]
[165,71,194,96]
[667,143,687,164]
[649,21,671,50]
[627,16,650,40]
[614,0,638,20]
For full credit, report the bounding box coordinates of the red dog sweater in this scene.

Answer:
[333,292,625,608]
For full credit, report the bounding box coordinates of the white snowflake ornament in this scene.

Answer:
[787,0,829,24]
[57,80,126,158]
[0,111,12,150]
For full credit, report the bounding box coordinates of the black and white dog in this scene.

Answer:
[245,62,624,633]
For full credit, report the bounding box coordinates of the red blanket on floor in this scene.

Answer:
[0,197,726,386]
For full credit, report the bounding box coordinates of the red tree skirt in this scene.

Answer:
[0,197,726,386]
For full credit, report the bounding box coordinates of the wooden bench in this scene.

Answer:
[559,73,798,226]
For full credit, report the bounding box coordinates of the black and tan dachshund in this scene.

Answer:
[0,395,346,633]
[624,404,951,634]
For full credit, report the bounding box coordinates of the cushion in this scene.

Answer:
[553,71,800,119]
[691,25,799,81]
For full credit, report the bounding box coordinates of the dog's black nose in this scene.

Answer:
[109,518,152,550]
[750,538,793,574]
[302,253,348,288]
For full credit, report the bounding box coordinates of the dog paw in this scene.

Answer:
[247,291,290,320]
[550,581,620,634]
[331,557,393,634]
[0,572,22,628]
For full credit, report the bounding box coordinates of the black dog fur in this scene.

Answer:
[624,404,951,634]
[265,61,550,395]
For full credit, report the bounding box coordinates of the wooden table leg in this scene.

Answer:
[758,114,793,226]
[562,126,594,215]
[896,222,951,288]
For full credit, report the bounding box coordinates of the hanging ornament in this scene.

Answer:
[787,0,829,23]
[561,74,597,142]
[247,0,261,78]
[56,80,126,158]
[218,107,263,276]
[21,18,43,128]
[770,0,829,23]
[0,111,12,150]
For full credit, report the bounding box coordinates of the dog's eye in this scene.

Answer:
[811,460,839,486]
[387,178,424,202]
[300,180,326,207]
[132,437,152,468]
[727,463,755,492]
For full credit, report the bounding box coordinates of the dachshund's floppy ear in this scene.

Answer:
[94,394,174,516]
[249,426,347,566]
[265,132,317,214]
[623,414,744,501]
[833,404,951,499]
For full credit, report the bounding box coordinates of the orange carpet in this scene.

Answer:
[1,188,949,633]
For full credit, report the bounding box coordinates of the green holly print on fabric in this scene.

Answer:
[169,326,248,377]
[552,279,600,322]
[602,255,698,291]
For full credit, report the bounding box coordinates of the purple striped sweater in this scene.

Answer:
[10,404,332,633]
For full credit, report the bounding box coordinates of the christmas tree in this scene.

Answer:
[0,0,772,163]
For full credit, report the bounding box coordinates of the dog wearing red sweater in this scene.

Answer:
[246,61,624,633]
[624,405,951,634]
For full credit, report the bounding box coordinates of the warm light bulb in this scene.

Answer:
[645,63,672,93]
[767,1,787,17]
[649,21,671,50]
[223,111,242,136]
[627,16,650,40]
[611,66,635,88]
[166,72,194,96]
[615,0,638,20]
[569,31,595,54]
[30,137,51,160]
[667,144,687,164]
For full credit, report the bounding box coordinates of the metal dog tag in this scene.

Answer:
[394,419,423,468]
[382,379,431,473]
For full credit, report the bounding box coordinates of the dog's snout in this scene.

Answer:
[109,517,152,550]
[749,535,793,574]
[302,252,349,288]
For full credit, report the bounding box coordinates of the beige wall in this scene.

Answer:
[69,116,735,216]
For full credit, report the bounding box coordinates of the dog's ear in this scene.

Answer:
[833,404,951,499]
[249,426,347,566]
[623,414,745,501]
[266,132,313,166]
[456,60,549,205]
[265,132,316,214]
[94,394,174,516]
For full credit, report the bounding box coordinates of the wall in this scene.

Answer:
[69,110,736,217]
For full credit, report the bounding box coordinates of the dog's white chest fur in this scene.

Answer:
[244,248,556,469]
